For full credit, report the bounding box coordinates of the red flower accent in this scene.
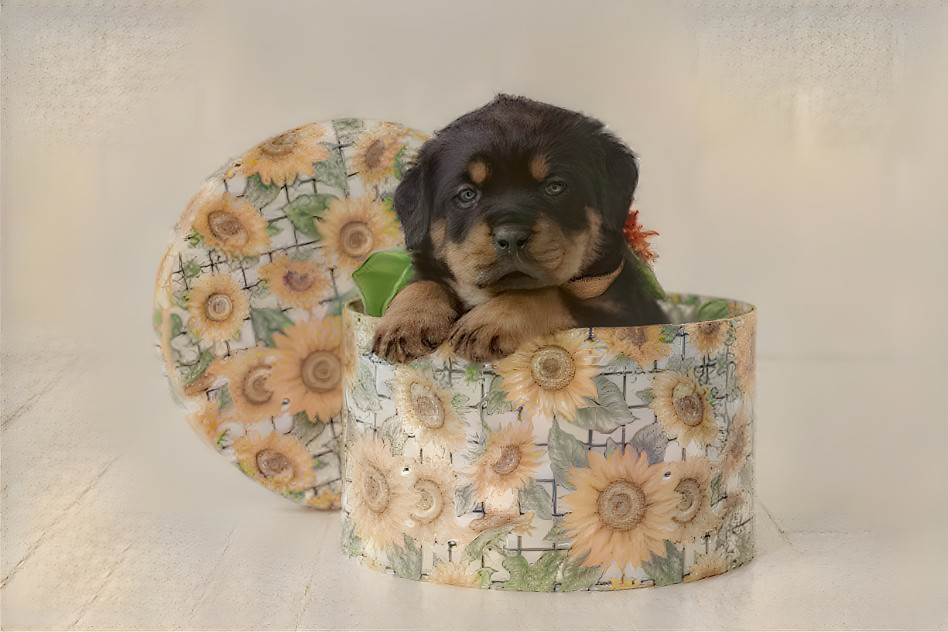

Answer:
[623,209,660,265]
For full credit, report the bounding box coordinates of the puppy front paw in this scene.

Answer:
[373,309,456,363]
[372,281,459,363]
[448,308,525,363]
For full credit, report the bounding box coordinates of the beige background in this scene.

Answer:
[2,1,947,628]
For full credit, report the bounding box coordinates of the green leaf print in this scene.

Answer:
[350,358,381,412]
[710,472,723,506]
[542,521,571,545]
[500,550,566,592]
[464,526,511,562]
[392,145,410,180]
[170,312,184,338]
[282,193,336,239]
[332,118,363,143]
[312,148,348,193]
[629,422,669,465]
[294,411,327,446]
[483,374,514,415]
[182,258,202,280]
[559,555,602,592]
[243,174,281,209]
[635,388,655,406]
[644,541,684,587]
[476,567,498,589]
[183,349,213,386]
[186,229,204,248]
[218,384,233,410]
[250,307,292,347]
[455,483,478,517]
[518,480,553,521]
[548,419,589,491]
[451,392,470,410]
[341,519,364,557]
[464,362,484,383]
[572,376,636,433]
[697,299,730,322]
[389,535,423,580]
[660,325,679,344]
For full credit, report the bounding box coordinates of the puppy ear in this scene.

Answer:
[598,133,640,232]
[393,156,431,251]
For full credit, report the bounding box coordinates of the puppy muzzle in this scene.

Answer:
[492,223,532,254]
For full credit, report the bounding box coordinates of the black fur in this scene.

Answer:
[394,94,665,329]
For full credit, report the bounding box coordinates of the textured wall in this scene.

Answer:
[3,0,945,363]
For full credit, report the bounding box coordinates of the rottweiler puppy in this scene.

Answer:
[374,95,666,363]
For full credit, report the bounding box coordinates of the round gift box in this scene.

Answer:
[342,297,756,591]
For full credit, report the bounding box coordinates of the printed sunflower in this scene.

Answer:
[350,122,408,187]
[186,273,250,343]
[340,318,361,391]
[649,370,718,449]
[258,253,331,309]
[190,190,271,258]
[733,313,757,398]
[494,330,600,421]
[561,448,679,570]
[721,404,752,484]
[347,432,412,553]
[270,317,346,423]
[468,420,545,504]
[237,123,331,187]
[667,457,721,543]
[210,347,285,424]
[186,400,226,448]
[609,577,645,590]
[306,487,342,510]
[405,456,468,545]
[319,196,401,276]
[685,320,728,358]
[684,552,728,582]
[232,431,317,492]
[596,326,672,370]
[469,510,536,536]
[393,366,466,454]
[427,560,481,588]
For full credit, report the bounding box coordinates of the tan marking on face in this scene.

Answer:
[524,208,602,284]
[578,207,605,271]
[440,219,498,307]
[468,159,490,185]
[526,216,567,275]
[430,219,447,255]
[529,154,550,181]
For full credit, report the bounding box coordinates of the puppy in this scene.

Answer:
[374,95,666,363]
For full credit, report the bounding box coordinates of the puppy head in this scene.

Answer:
[395,95,638,305]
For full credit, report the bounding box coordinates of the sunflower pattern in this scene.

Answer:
[156,119,757,591]
[154,119,428,509]
[342,292,756,591]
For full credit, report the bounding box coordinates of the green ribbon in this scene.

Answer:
[353,247,665,317]
[352,249,415,317]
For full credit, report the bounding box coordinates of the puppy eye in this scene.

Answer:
[544,180,568,196]
[454,186,479,208]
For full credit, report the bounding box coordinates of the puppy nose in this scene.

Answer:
[493,224,531,253]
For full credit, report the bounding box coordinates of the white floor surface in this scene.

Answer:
[1,330,946,630]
